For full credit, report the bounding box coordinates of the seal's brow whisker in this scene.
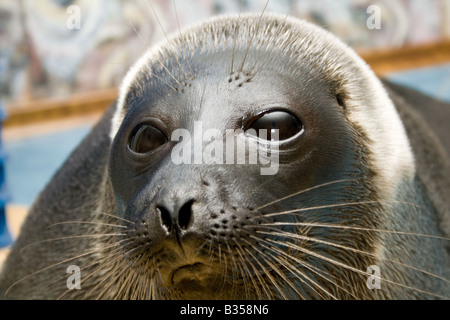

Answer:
[143,64,179,91]
[249,13,290,77]
[128,21,148,47]
[154,56,182,86]
[230,0,245,76]
[238,0,270,74]
[255,179,356,211]
[146,0,190,80]
[173,0,194,76]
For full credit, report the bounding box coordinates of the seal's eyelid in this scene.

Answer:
[128,123,168,155]
[245,111,304,141]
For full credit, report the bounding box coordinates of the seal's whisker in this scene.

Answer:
[257,247,307,299]
[4,241,123,298]
[241,238,290,299]
[257,199,423,219]
[224,241,246,298]
[257,243,315,299]
[255,179,355,211]
[19,233,125,255]
[258,221,450,241]
[42,236,135,299]
[264,244,343,299]
[44,238,130,299]
[93,212,134,224]
[241,245,276,299]
[265,236,449,299]
[232,239,272,299]
[99,262,130,300]
[143,266,153,300]
[205,238,216,267]
[250,235,337,299]
[111,251,147,300]
[139,264,152,300]
[232,241,262,299]
[125,262,141,300]
[90,256,131,300]
[57,245,126,300]
[45,221,126,230]
[126,259,147,300]
[270,244,360,299]
[223,242,238,282]
[256,226,450,285]
[149,265,162,299]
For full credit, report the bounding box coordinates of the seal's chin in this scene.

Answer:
[163,262,232,299]
[170,262,210,286]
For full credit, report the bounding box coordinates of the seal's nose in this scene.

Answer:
[156,198,195,234]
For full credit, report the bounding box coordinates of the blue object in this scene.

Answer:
[387,63,450,103]
[0,96,13,247]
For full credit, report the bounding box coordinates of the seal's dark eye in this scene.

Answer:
[245,111,303,141]
[128,124,167,154]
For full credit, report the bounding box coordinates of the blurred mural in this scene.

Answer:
[1,0,449,106]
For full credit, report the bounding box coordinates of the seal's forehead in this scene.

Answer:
[112,14,353,134]
[111,13,415,198]
[117,14,353,110]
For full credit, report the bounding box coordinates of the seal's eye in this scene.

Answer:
[245,111,304,141]
[128,124,167,154]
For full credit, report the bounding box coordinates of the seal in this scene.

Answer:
[1,13,449,300]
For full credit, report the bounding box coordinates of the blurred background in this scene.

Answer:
[0,0,450,251]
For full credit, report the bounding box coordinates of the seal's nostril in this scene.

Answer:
[157,199,194,233]
[178,199,194,230]
[158,206,173,233]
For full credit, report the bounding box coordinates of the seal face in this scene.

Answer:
[1,13,449,300]
[108,15,382,299]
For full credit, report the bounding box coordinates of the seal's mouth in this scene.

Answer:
[170,262,209,286]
